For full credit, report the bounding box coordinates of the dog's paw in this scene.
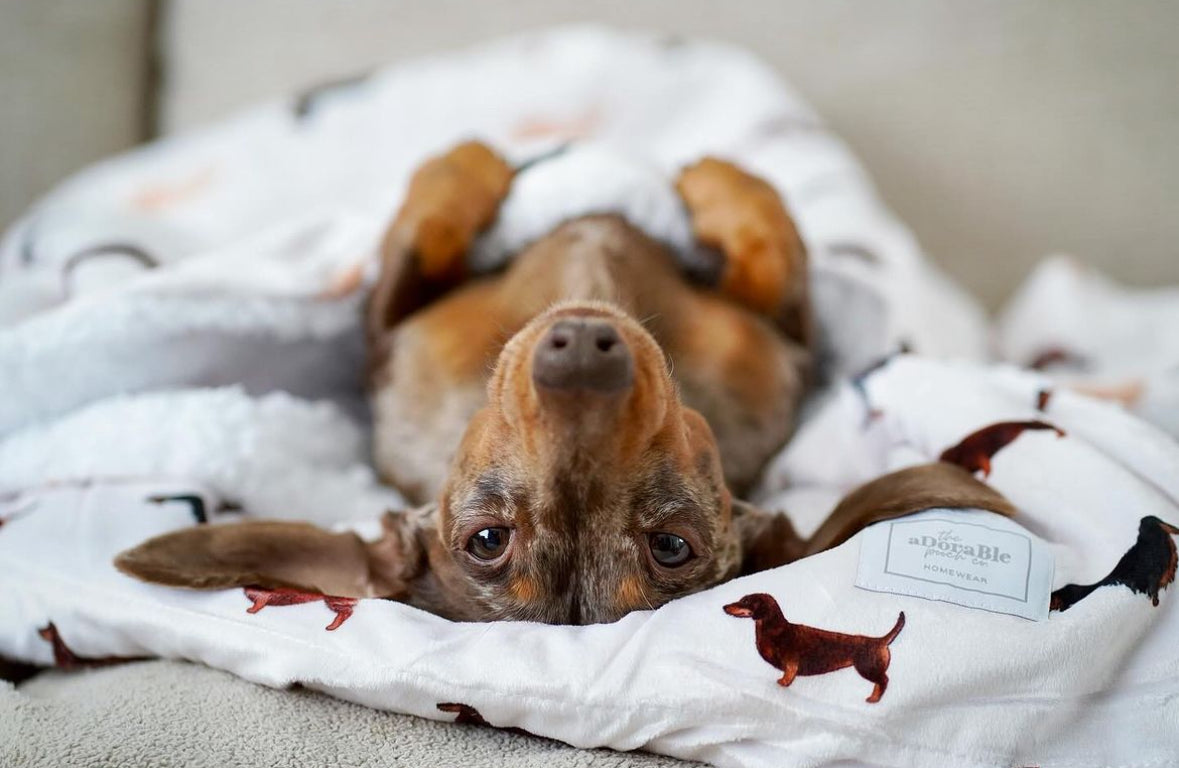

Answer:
[675,158,809,343]
[394,141,515,279]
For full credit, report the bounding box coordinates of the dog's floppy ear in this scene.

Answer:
[802,462,1016,557]
[731,498,807,574]
[734,463,1016,575]
[366,141,514,348]
[675,157,811,348]
[114,507,433,599]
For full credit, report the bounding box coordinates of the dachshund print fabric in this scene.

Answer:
[37,623,145,670]
[938,420,1065,477]
[437,703,533,737]
[4,26,1179,767]
[724,593,905,703]
[1051,516,1179,612]
[243,587,359,631]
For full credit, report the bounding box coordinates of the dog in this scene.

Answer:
[724,593,905,703]
[115,141,1016,625]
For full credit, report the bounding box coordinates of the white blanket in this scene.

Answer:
[2,26,1178,768]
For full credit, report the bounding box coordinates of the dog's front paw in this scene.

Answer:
[675,158,809,343]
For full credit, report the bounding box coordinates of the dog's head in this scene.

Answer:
[114,300,769,624]
[723,592,782,621]
[421,299,743,623]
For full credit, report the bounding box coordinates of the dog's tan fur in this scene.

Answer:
[116,142,1016,625]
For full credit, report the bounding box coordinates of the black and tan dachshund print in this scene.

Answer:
[147,494,210,524]
[849,341,913,426]
[292,71,373,120]
[724,593,905,703]
[437,703,532,736]
[1051,516,1179,612]
[939,420,1065,477]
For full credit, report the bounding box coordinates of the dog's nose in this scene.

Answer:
[532,318,633,393]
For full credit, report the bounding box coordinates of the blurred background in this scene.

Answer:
[2,0,1176,309]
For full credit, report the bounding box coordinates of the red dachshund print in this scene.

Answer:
[939,420,1065,477]
[724,593,905,703]
[243,587,358,631]
[38,623,145,669]
[1051,516,1179,611]
[0,496,37,529]
[1027,347,1088,372]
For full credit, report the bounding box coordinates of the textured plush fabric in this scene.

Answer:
[1,660,696,767]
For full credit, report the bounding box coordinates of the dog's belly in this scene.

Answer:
[776,633,873,676]
[796,652,857,676]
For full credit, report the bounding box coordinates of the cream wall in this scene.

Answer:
[3,1,1177,309]
[0,0,152,232]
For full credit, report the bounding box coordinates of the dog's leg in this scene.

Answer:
[776,659,799,687]
[675,158,810,347]
[857,647,892,703]
[366,141,514,347]
[866,674,888,704]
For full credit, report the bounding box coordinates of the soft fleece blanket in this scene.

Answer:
[2,27,1178,768]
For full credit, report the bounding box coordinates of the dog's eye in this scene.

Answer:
[649,533,693,567]
[467,527,511,560]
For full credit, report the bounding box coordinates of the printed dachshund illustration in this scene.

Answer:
[116,142,1018,625]
[939,420,1065,478]
[437,703,532,736]
[724,593,905,703]
[38,622,145,670]
[243,586,358,631]
[849,341,912,425]
[1051,516,1179,612]
[147,494,210,524]
[1026,347,1088,372]
[0,494,38,528]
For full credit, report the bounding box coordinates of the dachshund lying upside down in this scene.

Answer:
[116,142,1014,624]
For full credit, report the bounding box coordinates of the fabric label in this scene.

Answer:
[855,508,1054,620]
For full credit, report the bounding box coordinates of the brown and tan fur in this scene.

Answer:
[116,142,1016,625]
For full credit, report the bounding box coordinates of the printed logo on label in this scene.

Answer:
[856,508,1054,621]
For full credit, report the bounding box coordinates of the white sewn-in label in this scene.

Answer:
[855,508,1054,621]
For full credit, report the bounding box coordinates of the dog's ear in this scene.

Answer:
[731,498,807,575]
[675,157,811,348]
[734,463,1017,575]
[114,507,434,599]
[366,141,514,348]
[802,462,1016,557]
